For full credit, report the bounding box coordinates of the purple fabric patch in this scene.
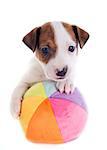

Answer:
[50,88,87,112]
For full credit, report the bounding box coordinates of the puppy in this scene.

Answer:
[11,21,89,118]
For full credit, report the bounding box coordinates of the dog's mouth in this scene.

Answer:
[56,77,65,80]
[51,76,68,82]
[54,75,69,81]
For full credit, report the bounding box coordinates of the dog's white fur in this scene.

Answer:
[11,22,78,118]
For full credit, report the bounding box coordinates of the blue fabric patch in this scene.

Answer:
[43,81,57,97]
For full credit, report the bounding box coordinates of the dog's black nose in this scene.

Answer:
[56,66,68,77]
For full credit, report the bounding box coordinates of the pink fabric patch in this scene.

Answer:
[50,98,88,142]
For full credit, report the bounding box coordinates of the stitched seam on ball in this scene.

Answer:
[26,98,63,143]
[50,93,88,112]
[26,97,48,135]
[49,98,64,142]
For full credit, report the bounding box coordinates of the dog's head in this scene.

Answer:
[23,22,89,81]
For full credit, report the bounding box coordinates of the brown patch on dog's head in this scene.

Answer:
[22,22,57,64]
[62,22,77,43]
[36,23,57,64]
[62,22,89,48]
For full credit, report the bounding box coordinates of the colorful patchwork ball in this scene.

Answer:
[19,81,88,144]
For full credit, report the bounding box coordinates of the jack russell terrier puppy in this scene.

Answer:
[11,21,89,118]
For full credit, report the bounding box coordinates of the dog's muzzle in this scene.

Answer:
[56,66,68,77]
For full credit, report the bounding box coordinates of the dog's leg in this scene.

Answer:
[11,82,30,118]
[56,73,75,94]
[56,79,75,94]
[11,63,47,118]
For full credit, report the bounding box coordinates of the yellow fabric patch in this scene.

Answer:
[20,96,46,133]
[24,82,47,99]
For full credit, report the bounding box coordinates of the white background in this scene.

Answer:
[0,0,107,149]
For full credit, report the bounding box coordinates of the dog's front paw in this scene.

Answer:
[56,80,75,94]
[10,98,22,119]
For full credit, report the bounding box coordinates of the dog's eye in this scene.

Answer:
[41,46,49,55]
[68,46,75,52]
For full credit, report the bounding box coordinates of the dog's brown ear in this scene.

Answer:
[22,27,41,52]
[72,25,89,48]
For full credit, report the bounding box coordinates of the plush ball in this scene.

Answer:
[19,81,88,144]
